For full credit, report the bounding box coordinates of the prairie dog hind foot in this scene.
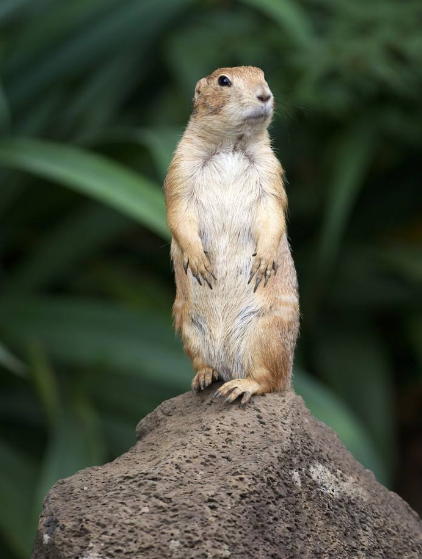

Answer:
[215,378,263,405]
[191,368,220,393]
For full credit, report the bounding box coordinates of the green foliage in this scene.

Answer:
[0,138,167,237]
[0,1,421,557]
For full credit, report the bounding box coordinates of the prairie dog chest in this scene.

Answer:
[193,149,261,243]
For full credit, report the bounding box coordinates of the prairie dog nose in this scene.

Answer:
[256,87,272,104]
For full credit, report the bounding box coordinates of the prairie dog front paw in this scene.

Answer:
[183,248,216,289]
[248,249,278,292]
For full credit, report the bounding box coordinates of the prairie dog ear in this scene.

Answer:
[194,78,207,100]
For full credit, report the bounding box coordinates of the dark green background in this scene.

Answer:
[0,0,421,556]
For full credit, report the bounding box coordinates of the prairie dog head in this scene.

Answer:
[192,66,273,138]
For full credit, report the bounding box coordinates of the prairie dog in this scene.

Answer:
[164,66,299,404]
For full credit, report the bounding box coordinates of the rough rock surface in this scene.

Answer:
[32,386,422,559]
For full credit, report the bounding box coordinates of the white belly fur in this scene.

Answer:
[188,150,262,380]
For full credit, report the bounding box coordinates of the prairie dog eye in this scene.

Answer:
[218,75,231,87]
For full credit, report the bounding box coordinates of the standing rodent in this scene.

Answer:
[164,66,299,404]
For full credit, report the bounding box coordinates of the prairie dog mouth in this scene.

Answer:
[245,106,272,121]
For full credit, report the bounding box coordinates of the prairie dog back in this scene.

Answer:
[165,66,299,404]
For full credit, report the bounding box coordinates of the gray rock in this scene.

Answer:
[32,386,422,559]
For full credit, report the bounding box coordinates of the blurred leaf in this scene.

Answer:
[83,263,173,313]
[0,174,27,222]
[314,320,396,470]
[4,203,133,293]
[0,0,33,24]
[28,346,108,529]
[0,137,168,237]
[0,297,191,391]
[294,367,389,485]
[408,317,422,381]
[14,88,63,136]
[326,244,421,311]
[101,415,138,457]
[318,120,375,275]
[5,0,194,111]
[306,120,375,318]
[0,79,11,133]
[83,127,182,180]
[3,0,118,76]
[0,340,27,376]
[63,55,139,137]
[165,10,260,96]
[375,245,422,284]
[0,439,37,558]
[28,342,60,427]
[241,0,313,47]
[0,386,42,427]
[34,396,106,509]
[94,370,176,422]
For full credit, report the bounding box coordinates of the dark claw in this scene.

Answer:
[224,396,232,404]
[264,273,270,287]
[252,252,257,256]
[253,274,263,293]
[240,391,252,405]
[204,250,208,254]
[215,390,222,399]
[195,275,202,286]
[202,275,213,290]
[184,260,189,274]
[200,379,205,390]
[273,261,278,275]
[248,256,260,284]
[204,263,216,281]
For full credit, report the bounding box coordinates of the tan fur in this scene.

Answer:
[164,66,299,404]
